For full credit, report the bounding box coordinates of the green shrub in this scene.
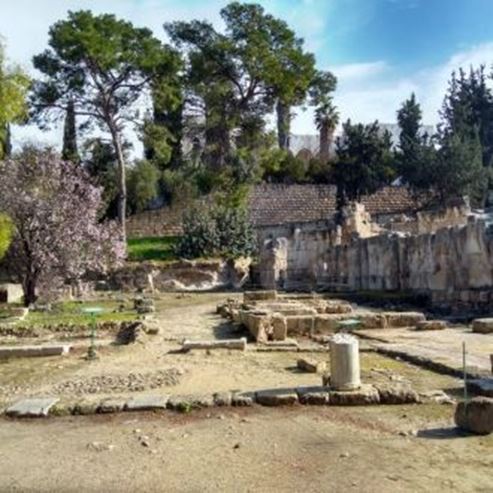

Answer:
[0,213,12,260]
[176,206,256,260]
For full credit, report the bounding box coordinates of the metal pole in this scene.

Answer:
[463,341,468,403]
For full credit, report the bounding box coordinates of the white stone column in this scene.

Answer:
[329,333,361,390]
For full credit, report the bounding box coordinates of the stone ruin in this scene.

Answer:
[253,196,493,313]
[217,290,428,343]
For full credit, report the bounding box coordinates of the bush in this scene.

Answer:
[0,213,12,260]
[176,206,256,259]
[175,207,219,259]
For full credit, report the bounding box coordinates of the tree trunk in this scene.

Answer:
[108,121,127,242]
[276,100,291,151]
[62,99,79,163]
[23,276,37,307]
[319,122,330,163]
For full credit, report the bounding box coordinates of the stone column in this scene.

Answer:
[329,334,361,390]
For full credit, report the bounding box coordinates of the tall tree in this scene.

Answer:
[440,67,493,168]
[333,120,395,202]
[310,71,338,162]
[435,130,485,204]
[61,99,79,163]
[0,147,124,305]
[396,93,436,192]
[0,42,30,159]
[165,2,317,164]
[31,10,181,241]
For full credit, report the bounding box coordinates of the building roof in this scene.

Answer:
[127,184,421,237]
[248,184,419,227]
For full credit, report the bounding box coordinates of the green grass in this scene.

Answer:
[127,236,179,262]
[20,300,138,327]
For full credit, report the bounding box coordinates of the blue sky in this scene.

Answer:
[1,0,493,151]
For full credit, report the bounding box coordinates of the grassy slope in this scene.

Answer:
[127,236,179,262]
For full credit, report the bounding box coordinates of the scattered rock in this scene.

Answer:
[455,397,493,435]
[419,390,455,405]
[88,442,115,452]
[297,358,327,374]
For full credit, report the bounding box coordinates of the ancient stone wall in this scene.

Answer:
[256,209,493,310]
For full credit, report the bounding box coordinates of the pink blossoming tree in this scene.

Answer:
[0,148,125,305]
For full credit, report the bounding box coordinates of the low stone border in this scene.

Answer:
[373,346,486,380]
[3,382,432,418]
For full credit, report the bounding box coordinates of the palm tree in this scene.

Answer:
[315,98,339,163]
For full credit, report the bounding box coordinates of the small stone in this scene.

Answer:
[233,443,241,449]
[340,452,349,458]
[297,358,327,374]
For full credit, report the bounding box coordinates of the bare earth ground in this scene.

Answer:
[0,293,470,406]
[0,406,492,493]
[0,293,492,492]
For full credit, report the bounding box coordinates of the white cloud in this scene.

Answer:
[299,42,493,133]
[334,61,388,81]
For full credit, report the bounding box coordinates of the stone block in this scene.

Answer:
[71,400,99,415]
[455,397,493,435]
[467,378,493,397]
[472,319,493,334]
[271,314,287,341]
[243,290,277,303]
[314,314,344,333]
[0,345,71,359]
[6,397,59,417]
[297,358,327,374]
[285,315,314,336]
[243,312,271,342]
[357,312,387,329]
[375,383,419,404]
[385,312,426,328]
[415,320,447,331]
[329,384,380,406]
[256,388,298,406]
[97,398,126,414]
[125,394,169,411]
[0,283,23,304]
[167,394,214,411]
[296,386,330,405]
[324,302,353,314]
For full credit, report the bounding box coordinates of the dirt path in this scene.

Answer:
[0,406,491,492]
